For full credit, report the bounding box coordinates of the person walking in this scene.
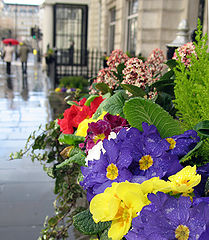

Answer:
[19,42,29,75]
[3,43,14,75]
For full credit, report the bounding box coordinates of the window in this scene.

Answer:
[54,4,88,65]
[108,7,116,54]
[127,0,138,56]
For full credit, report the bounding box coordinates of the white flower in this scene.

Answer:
[85,131,118,165]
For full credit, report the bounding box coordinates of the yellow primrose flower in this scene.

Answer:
[90,181,150,240]
[55,87,61,92]
[76,111,107,137]
[140,177,172,195]
[168,165,201,196]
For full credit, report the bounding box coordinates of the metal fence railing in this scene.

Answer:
[50,49,104,87]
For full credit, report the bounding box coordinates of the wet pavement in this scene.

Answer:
[0,55,56,240]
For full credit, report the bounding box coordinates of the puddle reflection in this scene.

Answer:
[21,73,29,101]
[5,75,14,108]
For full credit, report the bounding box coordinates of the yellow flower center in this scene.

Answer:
[93,133,106,144]
[175,225,190,240]
[166,138,176,150]
[139,155,153,170]
[106,163,119,180]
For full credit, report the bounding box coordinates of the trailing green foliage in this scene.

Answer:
[58,133,85,145]
[73,209,111,235]
[123,97,182,138]
[10,121,87,240]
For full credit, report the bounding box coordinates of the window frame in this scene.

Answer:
[126,0,138,56]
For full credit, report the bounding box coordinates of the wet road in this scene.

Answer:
[0,55,55,240]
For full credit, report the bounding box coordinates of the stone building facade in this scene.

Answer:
[41,0,208,58]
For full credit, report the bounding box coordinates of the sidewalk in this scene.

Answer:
[0,58,55,240]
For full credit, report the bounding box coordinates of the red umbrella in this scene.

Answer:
[2,38,19,45]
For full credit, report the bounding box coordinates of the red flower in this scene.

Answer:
[57,96,104,134]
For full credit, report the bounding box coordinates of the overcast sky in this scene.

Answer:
[4,0,44,5]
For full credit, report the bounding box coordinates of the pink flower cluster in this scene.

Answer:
[89,68,118,95]
[172,42,196,67]
[89,49,129,94]
[107,49,129,69]
[122,48,166,88]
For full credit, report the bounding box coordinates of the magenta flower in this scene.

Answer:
[85,113,129,152]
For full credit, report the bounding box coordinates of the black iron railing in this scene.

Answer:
[48,49,104,88]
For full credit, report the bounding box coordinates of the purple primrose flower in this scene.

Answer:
[80,138,133,201]
[126,192,209,240]
[165,130,200,158]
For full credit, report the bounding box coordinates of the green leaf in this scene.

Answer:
[85,95,100,106]
[123,97,181,138]
[66,101,79,106]
[120,84,146,97]
[56,151,86,168]
[93,98,109,119]
[58,133,85,145]
[165,59,178,69]
[155,92,176,117]
[179,141,203,163]
[92,91,126,119]
[150,70,175,97]
[95,83,112,94]
[111,63,125,82]
[116,63,125,75]
[194,120,209,137]
[103,90,127,118]
[205,177,209,197]
[73,209,111,235]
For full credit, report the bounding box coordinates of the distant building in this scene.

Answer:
[0,1,40,48]
[41,0,208,58]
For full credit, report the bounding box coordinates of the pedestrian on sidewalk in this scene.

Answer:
[3,43,14,75]
[19,42,29,75]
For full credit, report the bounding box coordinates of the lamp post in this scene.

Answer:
[166,19,189,60]
[14,3,18,59]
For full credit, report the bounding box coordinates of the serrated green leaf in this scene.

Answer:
[95,83,112,95]
[73,209,111,235]
[102,90,127,118]
[56,152,86,168]
[85,95,100,106]
[123,97,181,138]
[58,133,85,145]
[66,101,79,106]
[120,84,146,97]
[194,120,209,137]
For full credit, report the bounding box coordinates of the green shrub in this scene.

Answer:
[59,76,89,91]
[174,19,209,162]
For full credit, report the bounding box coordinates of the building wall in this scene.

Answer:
[41,0,205,58]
